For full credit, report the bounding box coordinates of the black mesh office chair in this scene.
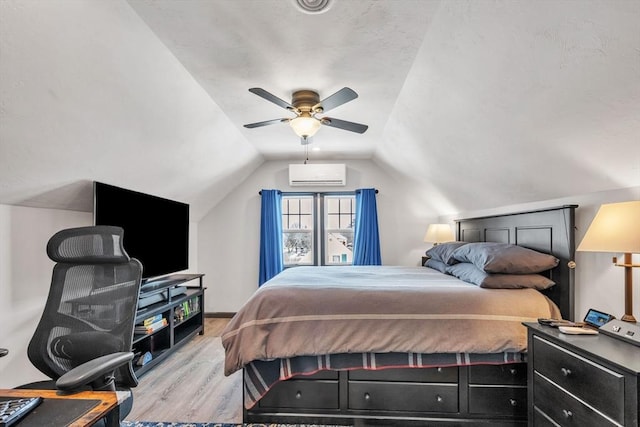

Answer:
[17,226,143,426]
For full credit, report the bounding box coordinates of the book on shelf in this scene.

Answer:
[135,317,167,334]
[142,313,163,326]
[174,297,200,322]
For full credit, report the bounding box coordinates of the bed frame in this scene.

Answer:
[244,205,577,426]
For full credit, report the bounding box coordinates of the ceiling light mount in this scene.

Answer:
[293,0,333,14]
[291,90,320,112]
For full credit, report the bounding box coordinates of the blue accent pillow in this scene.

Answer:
[424,258,448,273]
[451,242,559,274]
[446,262,555,289]
[425,241,468,265]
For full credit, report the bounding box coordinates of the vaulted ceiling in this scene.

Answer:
[1,0,638,220]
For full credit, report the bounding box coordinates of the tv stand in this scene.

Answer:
[132,273,205,376]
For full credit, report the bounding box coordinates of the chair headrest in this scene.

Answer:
[47,226,131,264]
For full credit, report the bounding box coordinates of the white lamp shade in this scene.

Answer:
[423,223,455,244]
[290,116,321,138]
[577,201,640,253]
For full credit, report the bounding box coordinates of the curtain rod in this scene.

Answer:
[259,189,378,195]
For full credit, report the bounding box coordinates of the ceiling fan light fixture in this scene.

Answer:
[290,116,321,138]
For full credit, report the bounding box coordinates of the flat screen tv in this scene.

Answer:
[93,181,189,282]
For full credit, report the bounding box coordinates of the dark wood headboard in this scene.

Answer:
[455,205,578,321]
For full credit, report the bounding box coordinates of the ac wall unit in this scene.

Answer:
[289,163,346,186]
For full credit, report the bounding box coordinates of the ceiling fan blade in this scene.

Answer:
[321,117,368,134]
[316,87,358,113]
[244,118,288,128]
[248,88,294,110]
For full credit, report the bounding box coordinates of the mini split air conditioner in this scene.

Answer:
[289,163,346,186]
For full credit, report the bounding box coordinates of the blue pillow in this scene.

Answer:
[424,258,448,273]
[446,262,555,290]
[451,242,559,274]
[425,241,468,265]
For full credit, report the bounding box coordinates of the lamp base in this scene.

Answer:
[621,313,637,323]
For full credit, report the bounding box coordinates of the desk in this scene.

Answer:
[0,389,121,426]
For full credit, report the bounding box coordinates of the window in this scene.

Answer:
[282,193,356,267]
[282,196,314,265]
[325,195,355,265]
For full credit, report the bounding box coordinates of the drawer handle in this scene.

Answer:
[562,409,573,419]
[509,368,517,375]
[436,395,443,403]
[364,392,371,401]
[561,367,572,377]
[295,391,302,400]
[509,398,517,407]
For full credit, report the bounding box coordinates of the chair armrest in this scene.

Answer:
[56,352,134,391]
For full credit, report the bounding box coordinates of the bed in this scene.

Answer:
[222,205,577,426]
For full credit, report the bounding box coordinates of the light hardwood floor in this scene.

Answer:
[126,317,243,423]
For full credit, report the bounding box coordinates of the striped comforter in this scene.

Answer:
[221,265,560,378]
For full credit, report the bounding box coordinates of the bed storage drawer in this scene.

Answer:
[257,379,339,409]
[349,366,457,382]
[291,370,338,380]
[348,381,458,412]
[469,363,526,385]
[468,385,527,416]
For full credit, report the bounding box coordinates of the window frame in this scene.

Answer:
[281,191,355,268]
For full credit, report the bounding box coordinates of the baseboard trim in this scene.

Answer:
[205,312,236,318]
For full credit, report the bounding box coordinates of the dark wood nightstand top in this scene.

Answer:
[523,322,640,374]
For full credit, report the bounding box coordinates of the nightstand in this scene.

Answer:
[421,255,429,266]
[524,322,639,426]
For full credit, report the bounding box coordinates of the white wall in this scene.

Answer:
[199,159,419,313]
[199,159,639,320]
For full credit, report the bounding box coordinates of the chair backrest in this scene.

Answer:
[28,226,143,387]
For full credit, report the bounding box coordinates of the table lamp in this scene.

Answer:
[423,223,455,246]
[577,200,640,323]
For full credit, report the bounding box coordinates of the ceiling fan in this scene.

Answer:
[244,87,368,144]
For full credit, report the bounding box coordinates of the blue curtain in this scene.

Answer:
[259,189,284,286]
[352,188,381,265]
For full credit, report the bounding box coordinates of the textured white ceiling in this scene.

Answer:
[126,0,438,160]
[1,0,638,219]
